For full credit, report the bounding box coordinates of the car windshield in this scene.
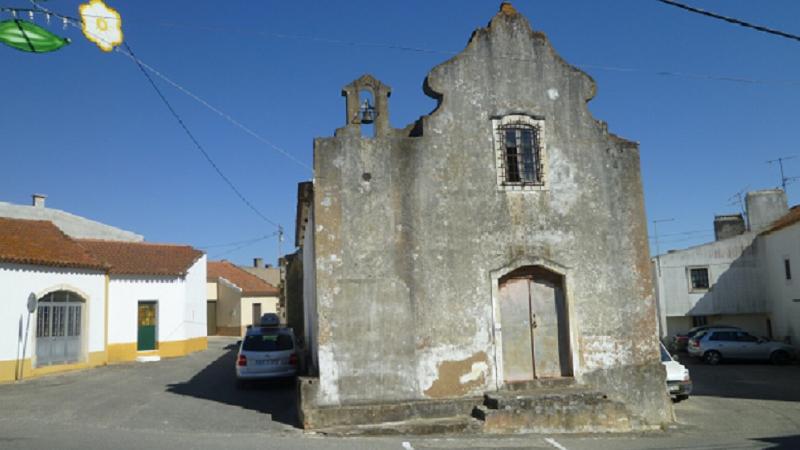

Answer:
[242,333,293,351]
[660,344,672,362]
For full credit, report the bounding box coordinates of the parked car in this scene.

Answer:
[672,325,741,352]
[688,328,796,365]
[661,342,692,402]
[235,325,298,387]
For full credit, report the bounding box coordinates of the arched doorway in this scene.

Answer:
[498,266,572,384]
[36,290,85,366]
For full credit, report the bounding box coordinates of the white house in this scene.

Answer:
[78,240,207,361]
[760,207,800,345]
[0,217,108,382]
[0,216,207,383]
[653,189,797,341]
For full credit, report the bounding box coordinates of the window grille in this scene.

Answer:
[689,267,710,290]
[492,115,546,190]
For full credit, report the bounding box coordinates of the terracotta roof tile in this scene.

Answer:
[0,217,106,270]
[79,239,203,276]
[208,260,279,296]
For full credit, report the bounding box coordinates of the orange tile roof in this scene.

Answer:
[761,205,800,236]
[208,260,279,296]
[0,217,106,270]
[79,239,203,276]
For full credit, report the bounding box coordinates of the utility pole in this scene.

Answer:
[652,218,675,257]
[766,156,798,192]
[277,225,284,264]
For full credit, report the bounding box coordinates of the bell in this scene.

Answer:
[359,99,376,124]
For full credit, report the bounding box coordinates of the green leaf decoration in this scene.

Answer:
[0,19,70,53]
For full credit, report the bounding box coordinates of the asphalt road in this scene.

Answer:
[0,337,798,450]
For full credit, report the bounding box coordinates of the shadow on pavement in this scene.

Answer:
[166,343,299,427]
[752,434,800,449]
[677,353,800,402]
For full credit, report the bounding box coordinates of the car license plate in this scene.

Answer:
[669,385,679,393]
[256,359,278,366]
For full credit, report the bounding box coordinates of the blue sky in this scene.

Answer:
[2,0,800,265]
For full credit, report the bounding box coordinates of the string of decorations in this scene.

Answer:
[0,0,122,53]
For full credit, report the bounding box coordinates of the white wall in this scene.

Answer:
[183,255,207,340]
[762,225,800,344]
[654,233,766,336]
[0,262,105,365]
[107,255,206,345]
[107,276,185,344]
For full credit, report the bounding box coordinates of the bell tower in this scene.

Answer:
[341,74,391,137]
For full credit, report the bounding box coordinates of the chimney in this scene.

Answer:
[32,194,46,208]
[254,257,264,269]
[746,190,789,232]
[714,214,746,240]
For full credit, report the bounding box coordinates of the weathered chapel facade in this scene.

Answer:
[298,3,671,432]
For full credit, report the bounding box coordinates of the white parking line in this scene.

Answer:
[545,437,569,450]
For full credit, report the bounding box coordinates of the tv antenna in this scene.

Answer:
[766,156,799,191]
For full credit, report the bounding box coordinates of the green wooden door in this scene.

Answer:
[137,302,157,351]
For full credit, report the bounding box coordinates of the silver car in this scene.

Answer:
[688,328,796,365]
[235,326,298,387]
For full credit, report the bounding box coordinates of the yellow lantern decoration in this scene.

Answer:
[79,0,122,52]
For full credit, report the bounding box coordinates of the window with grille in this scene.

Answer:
[492,115,546,190]
[688,267,710,291]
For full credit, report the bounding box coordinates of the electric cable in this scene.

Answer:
[656,0,800,43]
[123,41,281,229]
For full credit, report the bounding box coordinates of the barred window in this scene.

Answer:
[688,267,710,291]
[493,115,546,190]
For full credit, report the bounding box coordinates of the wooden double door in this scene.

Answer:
[499,267,572,383]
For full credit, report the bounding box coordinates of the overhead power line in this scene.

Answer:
[16,1,311,173]
[123,41,281,229]
[23,0,287,229]
[153,19,800,87]
[199,233,278,249]
[656,0,800,43]
[8,5,800,87]
[211,233,275,258]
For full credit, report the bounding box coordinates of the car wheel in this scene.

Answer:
[770,350,790,365]
[675,394,689,402]
[704,350,722,365]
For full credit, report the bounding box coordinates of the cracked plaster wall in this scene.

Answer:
[309,5,671,425]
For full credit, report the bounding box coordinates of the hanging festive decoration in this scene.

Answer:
[79,0,122,52]
[0,19,70,53]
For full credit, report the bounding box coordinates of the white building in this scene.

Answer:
[78,240,207,361]
[760,207,800,345]
[0,218,108,382]
[653,189,799,342]
[0,216,207,383]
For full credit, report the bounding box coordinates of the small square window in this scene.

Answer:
[688,267,709,291]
